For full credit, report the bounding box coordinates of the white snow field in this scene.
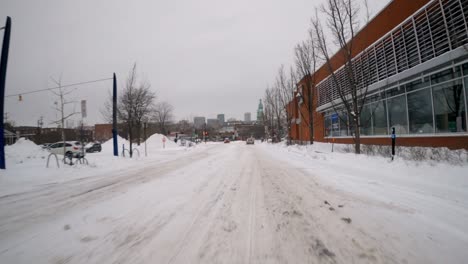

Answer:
[1,139,468,264]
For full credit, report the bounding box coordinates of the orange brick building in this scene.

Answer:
[288,0,468,149]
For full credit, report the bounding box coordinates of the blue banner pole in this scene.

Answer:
[112,73,118,156]
[0,17,12,169]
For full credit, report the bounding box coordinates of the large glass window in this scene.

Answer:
[372,100,388,135]
[388,95,408,134]
[407,88,434,133]
[324,115,331,137]
[404,77,430,92]
[360,104,372,135]
[431,67,461,85]
[385,86,405,98]
[331,113,340,137]
[339,112,349,136]
[433,79,466,133]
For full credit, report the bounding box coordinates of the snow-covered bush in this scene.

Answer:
[334,142,468,165]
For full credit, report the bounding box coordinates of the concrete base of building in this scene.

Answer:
[320,135,468,150]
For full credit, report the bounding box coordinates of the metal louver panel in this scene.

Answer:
[316,0,468,108]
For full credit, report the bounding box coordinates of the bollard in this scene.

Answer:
[391,127,396,161]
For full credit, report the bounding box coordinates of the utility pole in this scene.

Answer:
[0,17,12,170]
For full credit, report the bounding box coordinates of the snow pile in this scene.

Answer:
[101,136,129,154]
[276,141,468,165]
[145,133,179,149]
[5,138,48,164]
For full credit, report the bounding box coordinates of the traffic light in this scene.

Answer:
[18,94,22,101]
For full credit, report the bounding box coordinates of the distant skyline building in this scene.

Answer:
[193,116,206,129]
[256,99,264,122]
[217,114,225,126]
[207,118,220,128]
[244,112,251,123]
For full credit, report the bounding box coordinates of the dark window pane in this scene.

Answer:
[373,100,388,135]
[331,113,340,137]
[405,78,430,92]
[464,63,468,75]
[433,79,466,133]
[324,116,331,137]
[388,95,408,134]
[360,104,372,135]
[385,86,405,98]
[339,112,348,136]
[407,88,434,133]
[431,67,461,85]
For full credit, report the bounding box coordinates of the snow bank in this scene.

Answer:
[99,134,179,156]
[101,136,129,154]
[5,138,48,164]
[145,133,178,149]
[276,141,468,165]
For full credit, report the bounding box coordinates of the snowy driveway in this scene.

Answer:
[1,142,467,263]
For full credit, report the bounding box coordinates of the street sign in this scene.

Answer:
[81,100,87,118]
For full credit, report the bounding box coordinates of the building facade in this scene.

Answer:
[288,0,468,149]
[217,114,225,126]
[207,118,220,128]
[244,112,251,123]
[193,117,206,129]
[256,99,264,122]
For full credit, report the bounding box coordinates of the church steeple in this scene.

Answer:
[257,99,264,122]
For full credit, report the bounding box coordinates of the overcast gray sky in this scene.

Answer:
[1,0,390,127]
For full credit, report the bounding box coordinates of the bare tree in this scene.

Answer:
[100,90,115,124]
[119,63,156,157]
[263,84,284,142]
[175,119,192,135]
[50,76,79,161]
[311,0,370,154]
[294,32,319,145]
[153,101,174,135]
[276,65,296,144]
[132,80,156,145]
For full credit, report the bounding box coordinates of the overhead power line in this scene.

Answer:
[5,77,113,98]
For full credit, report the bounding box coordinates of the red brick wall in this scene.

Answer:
[287,0,468,150]
[94,124,113,142]
[311,0,431,87]
[321,136,468,150]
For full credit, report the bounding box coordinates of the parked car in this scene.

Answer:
[41,143,52,149]
[246,137,255,145]
[224,138,230,143]
[48,141,84,158]
[85,142,102,153]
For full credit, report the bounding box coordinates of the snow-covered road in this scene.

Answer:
[1,142,467,263]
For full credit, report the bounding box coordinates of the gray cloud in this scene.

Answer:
[0,0,390,126]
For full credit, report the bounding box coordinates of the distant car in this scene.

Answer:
[85,143,102,153]
[41,143,52,149]
[224,138,230,143]
[48,141,84,158]
[246,138,255,145]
